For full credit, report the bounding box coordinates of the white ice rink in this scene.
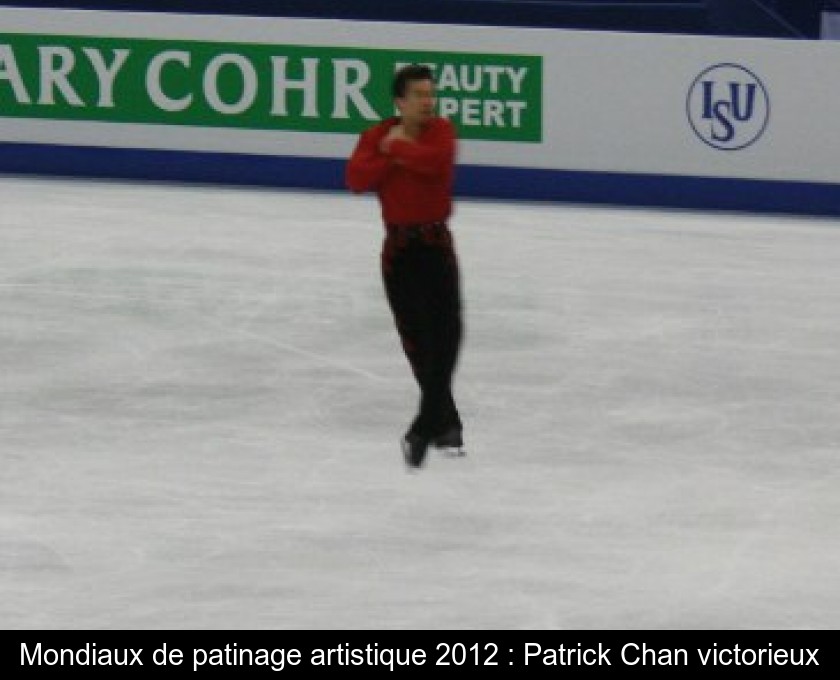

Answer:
[1,175,838,629]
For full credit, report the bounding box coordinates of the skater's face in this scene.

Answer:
[396,78,436,126]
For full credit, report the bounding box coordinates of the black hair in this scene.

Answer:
[392,64,435,99]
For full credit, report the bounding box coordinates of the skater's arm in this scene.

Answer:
[346,127,391,193]
[382,119,455,177]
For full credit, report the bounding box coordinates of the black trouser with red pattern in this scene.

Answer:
[382,222,462,442]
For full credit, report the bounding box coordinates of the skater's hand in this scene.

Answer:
[380,124,410,154]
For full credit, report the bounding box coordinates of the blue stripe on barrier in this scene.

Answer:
[1,142,838,217]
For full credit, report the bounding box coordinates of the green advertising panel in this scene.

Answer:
[0,34,542,141]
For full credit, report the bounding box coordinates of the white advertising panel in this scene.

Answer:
[1,8,839,184]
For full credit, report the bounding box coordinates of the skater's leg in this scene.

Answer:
[410,237,463,442]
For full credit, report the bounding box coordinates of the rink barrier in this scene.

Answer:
[3,142,838,217]
[1,9,840,216]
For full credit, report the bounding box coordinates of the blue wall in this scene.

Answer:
[707,0,823,38]
[1,1,828,37]
[0,1,715,34]
[4,1,832,36]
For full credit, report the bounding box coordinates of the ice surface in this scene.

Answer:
[1,176,838,629]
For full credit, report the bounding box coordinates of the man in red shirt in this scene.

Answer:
[346,64,463,469]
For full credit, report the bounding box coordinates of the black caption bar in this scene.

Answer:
[5,631,838,676]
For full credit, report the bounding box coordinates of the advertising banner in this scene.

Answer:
[0,34,541,141]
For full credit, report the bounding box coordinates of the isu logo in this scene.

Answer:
[687,63,770,150]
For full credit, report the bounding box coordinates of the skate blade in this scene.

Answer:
[440,447,466,458]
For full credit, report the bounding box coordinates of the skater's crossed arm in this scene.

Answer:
[380,119,455,177]
[346,126,392,192]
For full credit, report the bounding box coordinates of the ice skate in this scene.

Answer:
[401,433,430,469]
[432,427,465,457]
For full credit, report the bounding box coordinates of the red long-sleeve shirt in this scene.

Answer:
[345,116,456,226]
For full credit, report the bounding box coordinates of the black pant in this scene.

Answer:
[382,222,462,441]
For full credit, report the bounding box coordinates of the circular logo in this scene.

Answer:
[686,63,770,151]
